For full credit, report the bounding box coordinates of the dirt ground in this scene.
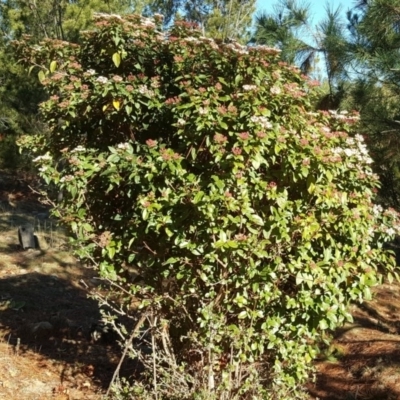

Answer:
[0,171,140,400]
[3,171,400,399]
[307,282,400,400]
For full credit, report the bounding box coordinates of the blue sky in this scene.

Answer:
[256,0,347,25]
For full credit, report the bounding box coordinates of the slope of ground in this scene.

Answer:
[308,282,400,400]
[0,170,136,400]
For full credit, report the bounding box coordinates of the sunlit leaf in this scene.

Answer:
[112,52,121,68]
[113,99,121,110]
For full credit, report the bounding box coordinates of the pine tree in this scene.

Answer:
[199,0,256,42]
[252,0,312,67]
[252,0,351,108]
[345,0,400,207]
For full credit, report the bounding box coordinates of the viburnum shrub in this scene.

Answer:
[15,13,400,399]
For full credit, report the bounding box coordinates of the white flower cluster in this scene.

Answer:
[209,41,219,50]
[117,142,130,150]
[60,175,74,183]
[321,126,330,133]
[138,85,155,97]
[331,134,373,165]
[71,145,86,153]
[198,107,208,115]
[270,86,281,95]
[141,18,155,28]
[329,109,360,122]
[191,36,220,50]
[329,109,347,115]
[250,115,273,129]
[242,85,257,91]
[372,204,383,216]
[386,227,396,236]
[96,76,108,84]
[177,118,186,127]
[33,153,52,162]
[183,37,199,42]
[86,69,96,76]
[93,12,122,20]
[225,43,248,55]
[251,45,282,54]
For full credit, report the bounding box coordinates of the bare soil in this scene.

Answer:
[3,170,400,399]
[308,282,400,400]
[0,171,137,400]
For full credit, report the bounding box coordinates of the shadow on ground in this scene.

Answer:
[0,269,134,394]
[0,170,143,398]
[308,282,400,400]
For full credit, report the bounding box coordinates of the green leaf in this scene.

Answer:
[165,257,179,264]
[38,70,45,83]
[308,182,315,194]
[200,272,208,282]
[363,286,372,301]
[165,227,173,237]
[50,60,57,73]
[108,246,116,259]
[238,311,247,319]
[112,52,121,68]
[251,214,264,226]
[193,191,204,204]
[319,319,329,330]
[107,154,120,163]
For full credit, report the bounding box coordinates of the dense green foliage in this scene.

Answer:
[252,0,400,209]
[345,0,400,208]
[0,0,256,171]
[0,0,138,170]
[15,13,400,399]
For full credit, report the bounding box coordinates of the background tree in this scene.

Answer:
[196,0,256,42]
[147,0,256,41]
[252,0,351,109]
[251,0,312,68]
[344,0,400,208]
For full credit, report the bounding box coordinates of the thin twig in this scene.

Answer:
[106,312,147,396]
[150,312,159,400]
[143,241,156,255]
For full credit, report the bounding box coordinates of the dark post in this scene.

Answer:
[18,224,36,250]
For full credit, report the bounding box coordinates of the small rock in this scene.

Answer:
[31,321,54,339]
